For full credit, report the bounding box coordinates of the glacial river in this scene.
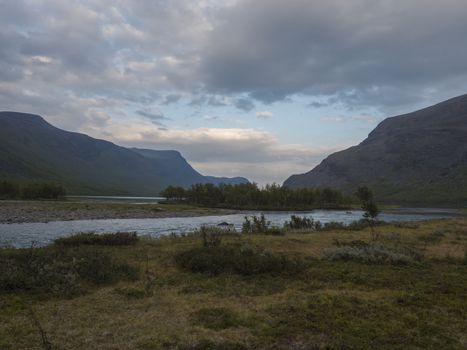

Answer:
[0,208,463,248]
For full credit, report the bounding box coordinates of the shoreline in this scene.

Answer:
[0,200,239,224]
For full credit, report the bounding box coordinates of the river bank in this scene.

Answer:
[0,200,238,224]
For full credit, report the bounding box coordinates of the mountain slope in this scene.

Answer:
[131,148,248,187]
[0,112,248,195]
[284,94,467,205]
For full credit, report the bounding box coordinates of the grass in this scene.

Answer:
[0,219,466,349]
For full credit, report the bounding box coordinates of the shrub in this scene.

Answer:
[316,219,385,232]
[284,215,315,230]
[322,244,422,265]
[197,226,224,247]
[332,239,369,248]
[0,245,138,298]
[175,244,305,276]
[394,222,419,229]
[242,215,284,235]
[418,230,445,244]
[54,232,138,246]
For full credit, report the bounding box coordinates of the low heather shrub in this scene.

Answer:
[0,245,138,297]
[175,244,305,276]
[322,244,422,265]
[54,232,138,246]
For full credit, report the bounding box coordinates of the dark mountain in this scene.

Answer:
[0,112,248,195]
[284,94,467,205]
[131,148,248,187]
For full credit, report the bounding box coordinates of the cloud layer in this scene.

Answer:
[1,0,467,183]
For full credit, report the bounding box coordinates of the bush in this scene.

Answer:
[284,215,315,230]
[196,226,224,247]
[316,219,385,232]
[418,230,445,244]
[394,222,419,229]
[322,244,422,265]
[54,232,138,246]
[0,245,138,298]
[242,215,284,235]
[175,244,305,276]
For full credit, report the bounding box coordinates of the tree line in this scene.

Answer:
[161,182,351,210]
[0,180,66,200]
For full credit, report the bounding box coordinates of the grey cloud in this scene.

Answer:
[199,0,467,111]
[136,110,170,126]
[234,98,255,112]
[1,0,467,149]
[162,94,182,105]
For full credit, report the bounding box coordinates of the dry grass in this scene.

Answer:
[1,219,466,349]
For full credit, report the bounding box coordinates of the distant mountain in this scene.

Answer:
[0,112,248,195]
[284,94,467,205]
[131,148,248,187]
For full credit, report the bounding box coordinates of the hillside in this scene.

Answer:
[0,112,248,195]
[284,94,467,205]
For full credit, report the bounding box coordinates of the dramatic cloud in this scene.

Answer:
[1,0,467,182]
[200,0,467,109]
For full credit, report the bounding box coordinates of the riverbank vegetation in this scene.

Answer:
[0,180,66,200]
[1,218,466,349]
[162,183,351,210]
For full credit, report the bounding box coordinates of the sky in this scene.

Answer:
[1,0,467,184]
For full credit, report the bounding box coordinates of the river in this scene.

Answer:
[0,208,463,248]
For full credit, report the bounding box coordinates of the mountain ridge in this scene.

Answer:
[0,111,248,195]
[283,94,467,205]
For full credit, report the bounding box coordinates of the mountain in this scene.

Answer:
[0,111,248,195]
[284,94,467,205]
[131,148,248,187]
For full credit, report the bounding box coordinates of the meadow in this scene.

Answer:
[0,219,466,349]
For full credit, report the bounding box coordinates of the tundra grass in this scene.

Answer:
[0,219,466,349]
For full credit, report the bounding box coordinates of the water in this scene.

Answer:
[0,208,463,248]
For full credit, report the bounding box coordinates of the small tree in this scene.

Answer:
[355,186,380,240]
[161,186,186,202]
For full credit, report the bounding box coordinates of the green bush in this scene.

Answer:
[197,226,224,247]
[242,215,284,235]
[284,215,315,230]
[54,232,138,246]
[0,245,138,298]
[322,244,422,265]
[175,244,305,276]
